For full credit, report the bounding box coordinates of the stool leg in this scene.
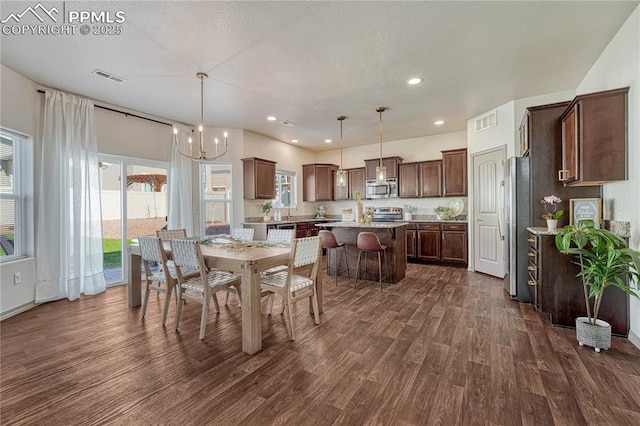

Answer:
[377,251,383,292]
[384,250,390,287]
[334,248,339,286]
[355,250,363,289]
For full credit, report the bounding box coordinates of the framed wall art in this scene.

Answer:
[569,198,602,226]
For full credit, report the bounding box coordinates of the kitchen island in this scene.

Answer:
[316,222,407,284]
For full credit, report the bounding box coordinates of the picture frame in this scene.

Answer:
[569,198,602,226]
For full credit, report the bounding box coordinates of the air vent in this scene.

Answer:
[92,69,126,84]
[475,111,497,132]
[280,120,296,127]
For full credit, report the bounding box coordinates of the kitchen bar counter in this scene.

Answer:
[316,222,407,284]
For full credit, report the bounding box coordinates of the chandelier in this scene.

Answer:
[173,72,228,161]
[336,116,347,187]
[376,107,387,183]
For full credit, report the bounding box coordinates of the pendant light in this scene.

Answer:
[173,72,229,161]
[376,107,387,183]
[336,116,347,187]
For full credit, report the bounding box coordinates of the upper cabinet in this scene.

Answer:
[398,160,442,198]
[441,148,467,196]
[303,163,337,201]
[559,87,628,186]
[242,157,276,200]
[334,167,365,201]
[364,156,403,180]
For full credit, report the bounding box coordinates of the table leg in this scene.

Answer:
[241,263,262,354]
[128,251,142,308]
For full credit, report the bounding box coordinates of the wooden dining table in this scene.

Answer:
[127,241,323,355]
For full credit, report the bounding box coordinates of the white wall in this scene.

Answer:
[575,5,640,343]
[0,65,40,317]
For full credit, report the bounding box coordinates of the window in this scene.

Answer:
[0,129,31,262]
[274,170,296,208]
[201,163,232,235]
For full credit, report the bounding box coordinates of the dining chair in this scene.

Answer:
[156,228,187,241]
[171,238,242,340]
[138,236,198,326]
[260,228,295,277]
[260,236,321,341]
[232,228,254,242]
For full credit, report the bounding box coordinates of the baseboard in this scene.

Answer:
[629,330,640,350]
[1,302,36,321]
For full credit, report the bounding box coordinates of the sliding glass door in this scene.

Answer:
[201,163,232,235]
[99,155,168,285]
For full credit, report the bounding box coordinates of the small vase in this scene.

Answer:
[355,198,364,223]
[263,215,272,222]
[403,212,412,221]
[546,219,558,231]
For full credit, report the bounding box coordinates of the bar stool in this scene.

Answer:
[319,230,350,286]
[355,232,390,292]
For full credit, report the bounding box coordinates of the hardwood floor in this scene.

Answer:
[2,262,639,425]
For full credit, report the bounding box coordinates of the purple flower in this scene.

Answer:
[541,195,562,205]
[540,195,563,220]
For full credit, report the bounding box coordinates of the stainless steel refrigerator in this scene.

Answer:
[504,156,531,302]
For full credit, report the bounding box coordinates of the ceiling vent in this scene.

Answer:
[92,69,126,84]
[280,120,296,127]
[475,111,497,132]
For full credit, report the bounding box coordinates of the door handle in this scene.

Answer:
[497,180,505,241]
[474,217,481,222]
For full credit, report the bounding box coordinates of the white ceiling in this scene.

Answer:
[1,1,637,150]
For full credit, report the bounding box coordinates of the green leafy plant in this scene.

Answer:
[434,206,452,219]
[555,220,640,325]
[261,201,272,215]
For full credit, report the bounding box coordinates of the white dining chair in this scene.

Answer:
[171,238,242,340]
[232,228,254,242]
[260,236,321,341]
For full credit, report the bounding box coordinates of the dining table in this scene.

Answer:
[127,240,323,354]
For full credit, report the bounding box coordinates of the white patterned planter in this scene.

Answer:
[576,317,611,352]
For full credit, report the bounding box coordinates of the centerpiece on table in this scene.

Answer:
[540,194,563,231]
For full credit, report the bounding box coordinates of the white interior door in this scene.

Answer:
[472,148,506,277]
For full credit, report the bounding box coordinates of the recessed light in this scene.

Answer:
[325,139,332,143]
[291,139,298,143]
[434,120,444,125]
[407,77,423,85]
[267,116,277,121]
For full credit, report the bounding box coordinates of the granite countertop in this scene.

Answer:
[527,227,560,236]
[243,218,340,225]
[316,221,407,229]
[528,221,630,238]
[399,219,468,223]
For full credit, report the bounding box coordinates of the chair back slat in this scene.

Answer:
[232,228,255,242]
[156,228,187,241]
[267,229,294,244]
[293,236,321,268]
[139,236,163,263]
[170,239,202,269]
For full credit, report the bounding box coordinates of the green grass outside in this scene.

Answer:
[0,233,15,257]
[103,238,133,269]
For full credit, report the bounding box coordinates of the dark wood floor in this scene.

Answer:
[2,262,639,425]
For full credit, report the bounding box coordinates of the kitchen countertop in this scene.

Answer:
[527,227,560,236]
[243,218,339,226]
[399,219,468,223]
[316,221,407,229]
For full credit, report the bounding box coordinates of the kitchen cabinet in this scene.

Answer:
[559,87,628,186]
[441,148,467,196]
[242,157,276,200]
[303,163,337,202]
[524,102,602,228]
[364,156,403,180]
[410,222,467,264]
[334,167,365,201]
[398,160,442,198]
[528,231,628,336]
[295,221,321,238]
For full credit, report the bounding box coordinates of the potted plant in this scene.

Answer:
[434,206,452,220]
[540,194,564,231]
[555,219,640,352]
[261,201,273,222]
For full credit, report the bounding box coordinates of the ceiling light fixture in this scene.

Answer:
[291,139,299,143]
[336,116,347,187]
[376,107,387,184]
[434,120,444,125]
[173,72,228,161]
[325,139,332,143]
[267,116,277,121]
[407,77,423,85]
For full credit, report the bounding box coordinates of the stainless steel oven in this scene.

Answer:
[365,178,397,199]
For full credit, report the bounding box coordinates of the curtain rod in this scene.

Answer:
[36,89,172,127]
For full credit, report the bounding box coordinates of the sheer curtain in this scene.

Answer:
[167,123,194,235]
[35,90,106,303]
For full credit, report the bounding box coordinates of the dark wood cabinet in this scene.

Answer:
[335,167,365,201]
[406,224,416,258]
[242,157,276,200]
[524,102,602,229]
[399,160,442,198]
[441,148,467,196]
[559,87,628,186]
[417,224,440,261]
[529,232,629,336]
[441,223,467,263]
[365,156,403,180]
[519,113,530,156]
[303,164,337,201]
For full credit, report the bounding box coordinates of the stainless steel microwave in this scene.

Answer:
[365,178,397,199]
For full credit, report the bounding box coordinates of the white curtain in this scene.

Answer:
[35,90,106,303]
[167,123,194,235]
